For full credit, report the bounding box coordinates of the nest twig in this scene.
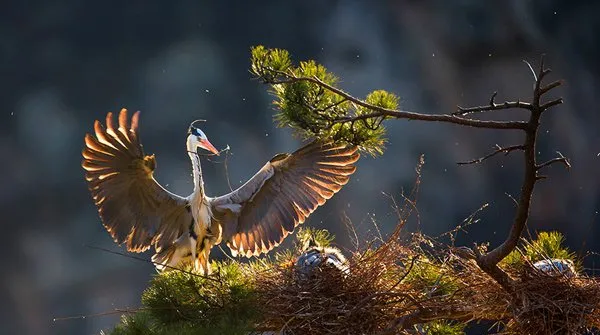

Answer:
[254,230,419,334]
[505,265,600,334]
[249,231,600,335]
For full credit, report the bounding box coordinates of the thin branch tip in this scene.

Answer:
[540,98,563,111]
[537,154,571,171]
[457,144,525,165]
[540,80,563,95]
[523,60,537,82]
[490,91,498,105]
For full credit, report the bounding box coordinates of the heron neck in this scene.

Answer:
[187,145,204,197]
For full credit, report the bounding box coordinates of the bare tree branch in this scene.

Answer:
[540,98,564,110]
[453,90,533,115]
[523,60,538,81]
[537,151,571,171]
[457,144,525,165]
[540,80,563,95]
[475,56,565,290]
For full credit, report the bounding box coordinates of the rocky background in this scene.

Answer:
[1,1,599,334]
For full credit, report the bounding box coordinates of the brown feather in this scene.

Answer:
[212,141,359,257]
[82,109,192,254]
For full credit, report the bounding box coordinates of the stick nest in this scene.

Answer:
[251,230,600,335]
[106,229,600,335]
[505,265,600,334]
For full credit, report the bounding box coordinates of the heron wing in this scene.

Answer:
[82,109,192,253]
[211,141,359,257]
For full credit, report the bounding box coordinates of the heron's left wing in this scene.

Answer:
[211,141,359,257]
[82,109,192,254]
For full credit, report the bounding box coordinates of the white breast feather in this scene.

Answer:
[188,195,213,237]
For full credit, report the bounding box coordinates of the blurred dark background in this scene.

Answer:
[2,1,599,334]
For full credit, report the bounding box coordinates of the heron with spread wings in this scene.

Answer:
[82,109,359,274]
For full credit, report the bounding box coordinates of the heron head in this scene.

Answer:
[187,122,219,155]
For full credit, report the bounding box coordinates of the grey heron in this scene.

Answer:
[82,109,359,274]
[296,238,348,276]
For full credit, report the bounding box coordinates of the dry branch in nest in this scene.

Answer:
[252,158,428,334]
[505,265,600,334]
[249,150,598,335]
[253,231,422,334]
[250,231,600,335]
[249,158,600,335]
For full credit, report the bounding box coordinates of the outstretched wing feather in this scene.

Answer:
[82,109,192,253]
[212,141,359,257]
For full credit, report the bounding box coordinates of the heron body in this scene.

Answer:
[82,109,359,274]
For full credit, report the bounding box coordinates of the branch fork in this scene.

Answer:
[462,57,567,292]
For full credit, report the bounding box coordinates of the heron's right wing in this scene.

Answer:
[82,109,192,253]
[211,141,359,257]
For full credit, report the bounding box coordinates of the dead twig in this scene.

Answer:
[454,90,533,116]
[536,151,571,171]
[457,144,525,165]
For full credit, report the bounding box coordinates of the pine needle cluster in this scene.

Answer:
[251,45,399,155]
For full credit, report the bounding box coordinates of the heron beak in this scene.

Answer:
[199,139,220,155]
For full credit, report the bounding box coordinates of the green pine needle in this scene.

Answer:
[251,45,401,155]
[295,227,335,249]
[500,231,579,271]
[403,257,459,296]
[421,320,466,335]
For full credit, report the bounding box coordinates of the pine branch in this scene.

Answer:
[268,71,528,130]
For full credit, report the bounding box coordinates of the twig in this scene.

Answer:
[53,306,196,322]
[540,98,564,110]
[341,212,360,252]
[279,315,297,334]
[523,60,538,82]
[53,308,139,321]
[84,245,220,282]
[222,145,234,191]
[381,191,404,228]
[438,203,489,245]
[505,192,519,207]
[457,144,525,165]
[540,80,563,95]
[390,256,419,291]
[536,151,571,171]
[454,90,533,115]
